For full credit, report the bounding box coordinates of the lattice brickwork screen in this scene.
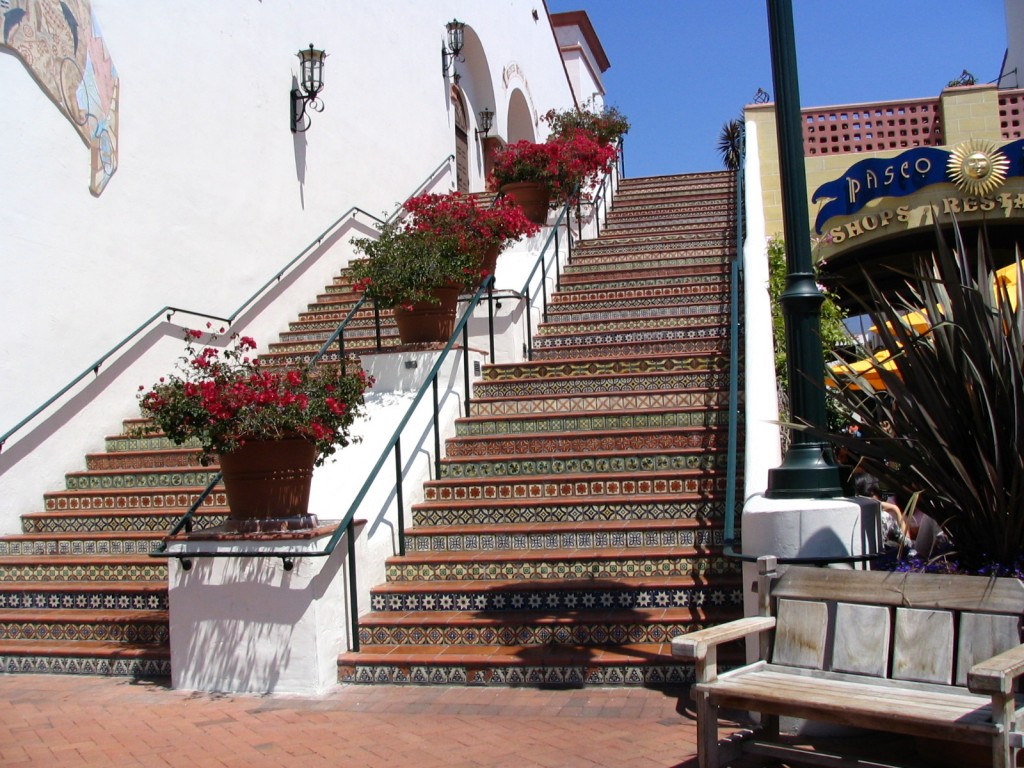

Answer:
[802,99,942,156]
[999,89,1024,139]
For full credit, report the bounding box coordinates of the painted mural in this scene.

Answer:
[2,0,119,195]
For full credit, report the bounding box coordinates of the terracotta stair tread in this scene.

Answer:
[0,639,169,658]
[0,608,167,623]
[338,643,677,665]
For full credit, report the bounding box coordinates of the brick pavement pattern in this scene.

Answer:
[0,675,766,767]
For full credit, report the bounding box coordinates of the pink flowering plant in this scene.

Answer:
[137,328,372,466]
[489,132,618,208]
[349,192,538,309]
[403,192,539,256]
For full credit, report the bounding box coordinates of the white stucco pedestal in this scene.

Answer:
[165,530,354,695]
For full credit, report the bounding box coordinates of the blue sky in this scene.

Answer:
[545,1,1010,177]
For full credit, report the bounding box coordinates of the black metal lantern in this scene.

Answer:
[441,19,465,78]
[476,107,494,139]
[291,44,327,133]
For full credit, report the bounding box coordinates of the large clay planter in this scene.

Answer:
[500,181,550,225]
[392,285,462,344]
[218,437,318,533]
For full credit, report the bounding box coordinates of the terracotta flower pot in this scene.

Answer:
[218,437,318,533]
[500,182,550,225]
[392,285,462,344]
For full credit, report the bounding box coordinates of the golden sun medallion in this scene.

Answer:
[947,139,1010,196]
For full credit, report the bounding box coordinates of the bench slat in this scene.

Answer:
[773,568,1024,614]
[833,602,890,677]
[893,607,953,684]
[695,667,998,745]
[773,599,828,669]
[958,613,1023,687]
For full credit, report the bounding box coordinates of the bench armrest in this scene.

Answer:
[672,616,776,659]
[968,643,1024,695]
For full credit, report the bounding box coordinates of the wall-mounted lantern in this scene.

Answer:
[476,107,494,139]
[291,44,327,133]
[441,19,465,78]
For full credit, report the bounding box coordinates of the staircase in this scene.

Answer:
[0,170,742,682]
[0,280,401,676]
[337,170,743,686]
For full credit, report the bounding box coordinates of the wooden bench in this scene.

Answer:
[671,556,1024,768]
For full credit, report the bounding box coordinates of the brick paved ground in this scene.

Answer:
[0,675,769,767]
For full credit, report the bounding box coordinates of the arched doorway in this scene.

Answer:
[452,87,469,193]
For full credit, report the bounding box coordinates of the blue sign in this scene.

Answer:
[811,139,1024,233]
[812,147,949,233]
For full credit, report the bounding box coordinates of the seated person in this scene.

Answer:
[853,472,915,558]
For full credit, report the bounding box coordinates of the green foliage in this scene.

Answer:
[542,99,630,146]
[349,222,481,309]
[766,236,850,431]
[818,228,1024,570]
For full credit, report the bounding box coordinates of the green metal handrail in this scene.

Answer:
[0,154,455,454]
[723,134,746,557]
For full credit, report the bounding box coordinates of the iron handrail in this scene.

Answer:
[722,137,745,558]
[0,154,455,453]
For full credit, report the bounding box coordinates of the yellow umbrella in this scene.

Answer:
[869,310,931,335]
[827,349,900,391]
[994,263,1020,311]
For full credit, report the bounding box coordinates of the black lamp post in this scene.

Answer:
[764,0,843,499]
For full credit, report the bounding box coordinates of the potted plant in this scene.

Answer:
[489,132,618,222]
[137,328,372,531]
[402,191,539,278]
[542,100,630,147]
[349,223,481,344]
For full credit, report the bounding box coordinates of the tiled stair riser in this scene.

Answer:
[0,587,167,611]
[406,525,725,553]
[21,511,227,534]
[455,408,728,436]
[0,537,163,556]
[368,580,742,615]
[411,499,728,527]
[0,561,165,582]
[0,617,168,644]
[469,389,732,417]
[64,469,220,491]
[339,663,694,687]
[438,452,727,479]
[358,615,734,648]
[384,553,734,582]
[421,473,727,503]
[43,489,227,513]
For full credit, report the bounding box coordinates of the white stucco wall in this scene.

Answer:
[0,0,579,522]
